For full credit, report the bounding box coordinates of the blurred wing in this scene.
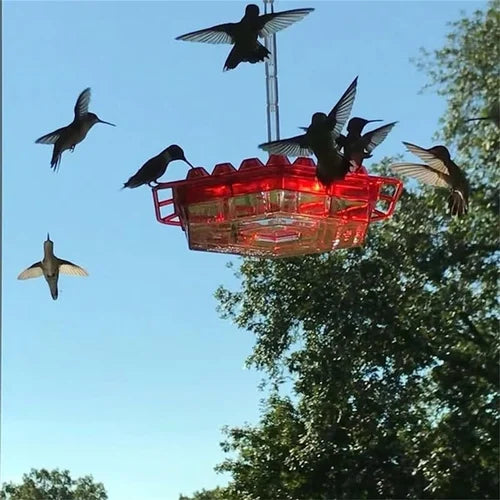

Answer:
[17,262,43,280]
[259,134,313,157]
[390,162,450,188]
[175,23,236,44]
[363,122,398,153]
[258,8,314,38]
[35,127,65,145]
[74,87,91,119]
[402,142,449,174]
[58,259,89,277]
[327,77,358,136]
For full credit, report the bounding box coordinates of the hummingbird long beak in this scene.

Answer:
[47,232,51,240]
[183,157,195,169]
[366,120,383,123]
[97,118,116,127]
[464,116,493,122]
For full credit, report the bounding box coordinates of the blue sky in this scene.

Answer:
[2,1,484,498]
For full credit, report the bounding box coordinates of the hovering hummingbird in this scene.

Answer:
[122,144,194,189]
[17,234,89,301]
[258,77,358,186]
[35,87,115,172]
[336,117,398,169]
[175,3,314,71]
[390,142,469,217]
[464,99,500,127]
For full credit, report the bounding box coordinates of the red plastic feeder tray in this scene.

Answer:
[152,155,403,258]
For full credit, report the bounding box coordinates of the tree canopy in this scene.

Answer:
[182,2,499,499]
[1,469,108,500]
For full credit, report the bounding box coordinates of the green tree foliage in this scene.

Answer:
[183,3,498,499]
[0,469,108,500]
[415,0,499,173]
[179,486,237,500]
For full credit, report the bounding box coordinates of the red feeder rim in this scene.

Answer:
[152,155,403,258]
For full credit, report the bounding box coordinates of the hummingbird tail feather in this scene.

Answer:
[223,46,242,71]
[248,41,271,64]
[122,175,144,190]
[448,190,468,217]
[50,148,62,172]
[47,278,59,300]
[223,42,270,71]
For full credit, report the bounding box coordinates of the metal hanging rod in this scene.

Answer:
[263,0,280,143]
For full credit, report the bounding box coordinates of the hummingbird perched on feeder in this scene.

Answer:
[17,234,89,301]
[258,76,358,186]
[390,141,469,217]
[175,3,314,71]
[35,87,115,172]
[336,118,398,170]
[122,144,194,189]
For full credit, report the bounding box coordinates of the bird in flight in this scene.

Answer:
[336,117,397,170]
[259,77,358,186]
[18,234,89,301]
[175,3,314,71]
[391,142,469,217]
[35,87,115,172]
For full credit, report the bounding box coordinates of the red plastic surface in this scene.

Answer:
[152,155,403,258]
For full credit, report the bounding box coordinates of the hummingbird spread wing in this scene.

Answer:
[259,134,313,157]
[35,127,66,145]
[402,142,450,175]
[390,162,450,188]
[17,262,44,280]
[258,8,314,38]
[363,122,398,153]
[327,77,358,137]
[175,23,236,44]
[74,87,91,119]
[58,259,89,277]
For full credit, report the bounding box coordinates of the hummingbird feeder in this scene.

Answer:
[151,156,402,258]
[151,0,403,258]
